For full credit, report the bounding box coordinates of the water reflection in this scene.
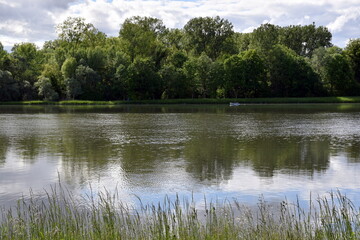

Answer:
[0,104,360,206]
[0,136,8,166]
[238,136,331,177]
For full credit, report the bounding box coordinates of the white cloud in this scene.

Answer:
[0,0,359,50]
[327,7,360,33]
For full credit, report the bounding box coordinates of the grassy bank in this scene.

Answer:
[1,96,360,105]
[1,187,359,239]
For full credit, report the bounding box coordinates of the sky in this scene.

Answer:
[0,0,359,51]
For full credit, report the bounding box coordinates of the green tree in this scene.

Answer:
[250,23,280,52]
[234,33,251,52]
[102,50,131,100]
[65,77,82,100]
[163,29,186,51]
[160,50,190,99]
[312,47,357,95]
[268,45,321,97]
[224,49,267,98]
[300,23,332,57]
[54,47,67,68]
[345,39,360,84]
[86,46,106,73]
[41,64,63,98]
[61,57,77,79]
[0,42,7,69]
[119,16,168,62]
[166,50,188,68]
[0,70,19,101]
[75,65,102,100]
[184,53,221,98]
[279,25,304,55]
[184,16,235,59]
[127,58,161,100]
[160,64,189,99]
[11,43,42,100]
[323,54,355,95]
[35,76,59,101]
[56,17,106,54]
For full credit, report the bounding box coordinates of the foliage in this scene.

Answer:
[75,65,102,100]
[184,16,235,59]
[311,47,357,95]
[0,42,7,69]
[0,70,19,101]
[184,53,222,98]
[250,23,332,57]
[1,17,359,101]
[61,57,77,79]
[159,64,189,99]
[119,16,167,62]
[65,77,81,100]
[35,76,59,101]
[224,49,266,98]
[127,57,161,100]
[346,39,360,84]
[56,17,106,52]
[268,45,321,97]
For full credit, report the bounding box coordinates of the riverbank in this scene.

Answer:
[1,96,360,105]
[0,188,358,240]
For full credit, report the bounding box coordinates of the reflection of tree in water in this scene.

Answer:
[182,134,332,181]
[337,137,360,163]
[0,135,9,165]
[183,134,239,181]
[58,127,118,184]
[14,135,42,164]
[238,136,331,177]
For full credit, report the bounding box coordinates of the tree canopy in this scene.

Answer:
[0,16,358,102]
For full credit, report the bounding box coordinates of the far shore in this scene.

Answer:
[1,96,360,105]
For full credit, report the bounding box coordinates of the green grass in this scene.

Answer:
[2,96,360,105]
[1,186,360,240]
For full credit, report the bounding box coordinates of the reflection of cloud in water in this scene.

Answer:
[0,152,61,206]
[222,154,360,203]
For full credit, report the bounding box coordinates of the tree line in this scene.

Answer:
[0,16,360,101]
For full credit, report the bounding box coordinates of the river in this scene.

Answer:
[1,104,360,207]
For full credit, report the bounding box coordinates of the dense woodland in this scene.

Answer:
[0,16,360,101]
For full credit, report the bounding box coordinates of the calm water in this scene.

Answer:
[1,104,360,207]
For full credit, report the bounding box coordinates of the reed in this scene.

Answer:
[0,187,359,239]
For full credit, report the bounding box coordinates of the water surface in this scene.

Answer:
[1,104,360,207]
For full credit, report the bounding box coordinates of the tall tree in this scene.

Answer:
[41,63,63,98]
[279,25,304,55]
[268,45,321,97]
[11,43,43,100]
[35,76,59,101]
[300,23,332,57]
[184,16,235,59]
[56,17,106,54]
[345,39,360,84]
[0,70,19,101]
[0,42,7,69]
[119,16,168,62]
[183,53,221,98]
[250,23,280,52]
[127,57,161,100]
[75,65,102,100]
[312,47,356,95]
[224,49,266,98]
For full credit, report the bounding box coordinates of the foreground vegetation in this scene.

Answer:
[1,187,360,239]
[2,96,360,105]
[1,16,360,102]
